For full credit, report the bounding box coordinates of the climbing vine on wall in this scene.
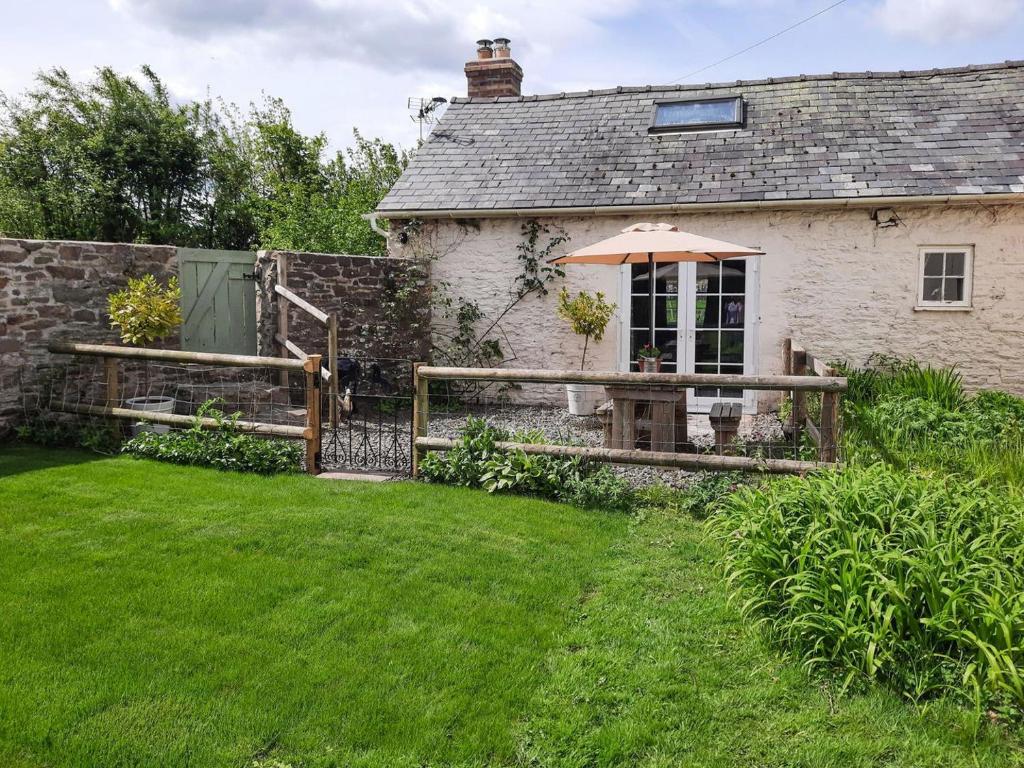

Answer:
[427,219,570,398]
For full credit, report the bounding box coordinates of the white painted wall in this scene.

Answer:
[395,203,1024,404]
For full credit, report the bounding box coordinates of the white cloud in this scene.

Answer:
[108,0,644,74]
[872,0,1023,43]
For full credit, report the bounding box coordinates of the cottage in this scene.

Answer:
[377,41,1024,411]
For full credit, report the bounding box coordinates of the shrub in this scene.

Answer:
[635,472,754,521]
[107,274,182,346]
[845,388,1024,482]
[556,288,616,370]
[419,418,632,512]
[834,356,965,409]
[123,400,301,474]
[16,416,122,454]
[709,464,1024,714]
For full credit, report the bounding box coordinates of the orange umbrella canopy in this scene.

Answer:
[552,223,764,353]
[551,222,764,264]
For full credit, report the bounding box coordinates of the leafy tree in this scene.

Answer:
[557,288,617,369]
[0,66,408,255]
[0,66,205,244]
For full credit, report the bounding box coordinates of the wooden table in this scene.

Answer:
[604,386,688,452]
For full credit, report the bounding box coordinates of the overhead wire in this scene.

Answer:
[669,0,853,83]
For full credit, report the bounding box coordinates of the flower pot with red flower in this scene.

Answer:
[637,344,662,373]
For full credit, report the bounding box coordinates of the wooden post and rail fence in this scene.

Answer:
[781,338,841,462]
[45,338,842,480]
[47,341,323,475]
[273,253,340,428]
[411,363,847,478]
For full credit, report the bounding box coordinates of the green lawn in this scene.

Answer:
[0,446,1021,767]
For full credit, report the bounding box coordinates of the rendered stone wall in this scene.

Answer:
[0,238,177,436]
[394,203,1024,406]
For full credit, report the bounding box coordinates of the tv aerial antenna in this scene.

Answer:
[408,96,448,141]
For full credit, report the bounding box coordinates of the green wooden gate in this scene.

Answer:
[178,248,257,355]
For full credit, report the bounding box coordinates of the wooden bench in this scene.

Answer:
[709,402,742,454]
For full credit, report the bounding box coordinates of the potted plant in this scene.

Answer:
[107,274,182,434]
[557,287,616,416]
[637,343,663,373]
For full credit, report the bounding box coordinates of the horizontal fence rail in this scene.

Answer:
[46,341,322,474]
[416,436,820,475]
[48,341,306,371]
[67,403,309,439]
[415,366,848,393]
[412,364,846,477]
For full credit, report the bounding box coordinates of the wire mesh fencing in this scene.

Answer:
[42,358,308,425]
[414,367,846,484]
[18,350,317,467]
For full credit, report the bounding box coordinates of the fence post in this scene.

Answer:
[327,312,339,428]
[303,354,322,475]
[819,390,839,463]
[276,253,289,388]
[791,345,807,441]
[104,357,119,408]
[411,362,429,478]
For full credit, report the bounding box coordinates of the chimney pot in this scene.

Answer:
[465,37,522,98]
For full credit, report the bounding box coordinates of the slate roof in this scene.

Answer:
[377,61,1024,216]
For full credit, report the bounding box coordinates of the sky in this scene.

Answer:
[1,0,1022,154]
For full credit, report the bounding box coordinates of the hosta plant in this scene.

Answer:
[419,417,632,512]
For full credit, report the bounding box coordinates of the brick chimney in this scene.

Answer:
[465,38,523,99]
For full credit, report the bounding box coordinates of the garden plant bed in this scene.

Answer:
[323,400,788,481]
[1,446,1019,767]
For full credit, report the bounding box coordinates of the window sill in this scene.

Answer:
[914,305,972,312]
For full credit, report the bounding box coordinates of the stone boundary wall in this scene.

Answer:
[255,250,431,385]
[0,239,178,436]
[0,238,432,437]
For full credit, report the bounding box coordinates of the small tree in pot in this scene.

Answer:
[108,274,182,433]
[557,288,616,416]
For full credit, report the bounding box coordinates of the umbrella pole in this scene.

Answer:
[648,252,656,349]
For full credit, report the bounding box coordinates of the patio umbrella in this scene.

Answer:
[550,223,764,349]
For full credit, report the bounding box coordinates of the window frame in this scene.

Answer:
[916,245,974,310]
[648,96,745,134]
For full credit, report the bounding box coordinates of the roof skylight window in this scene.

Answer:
[650,96,744,133]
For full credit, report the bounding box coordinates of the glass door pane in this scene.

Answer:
[628,263,680,372]
[692,260,746,400]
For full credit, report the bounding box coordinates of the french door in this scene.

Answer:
[620,258,758,413]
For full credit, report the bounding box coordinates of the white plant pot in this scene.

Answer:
[125,396,175,435]
[565,383,604,417]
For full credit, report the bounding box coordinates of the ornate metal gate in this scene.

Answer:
[319,357,414,475]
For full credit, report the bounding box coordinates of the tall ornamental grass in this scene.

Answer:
[710,464,1024,714]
